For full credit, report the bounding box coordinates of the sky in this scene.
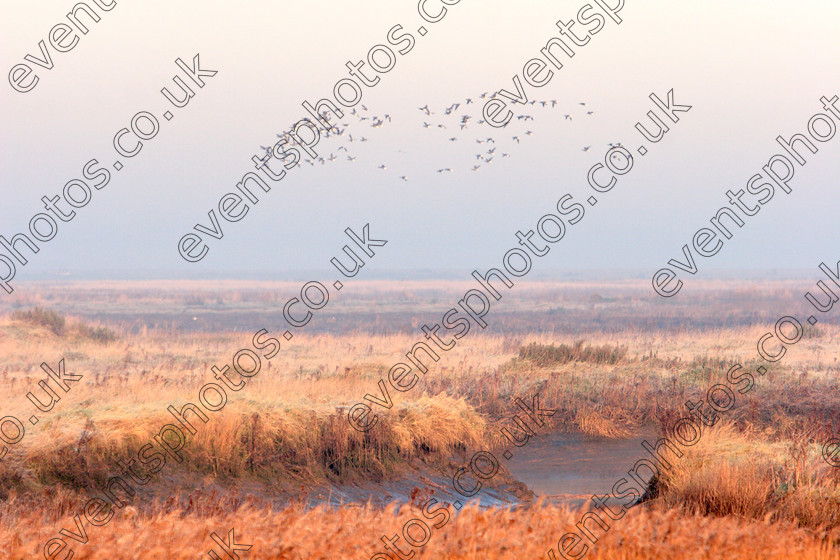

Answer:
[1,0,839,284]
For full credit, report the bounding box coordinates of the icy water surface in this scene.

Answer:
[505,430,657,508]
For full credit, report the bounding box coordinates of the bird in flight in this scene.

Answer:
[399,175,408,181]
[582,146,591,152]
[378,164,387,170]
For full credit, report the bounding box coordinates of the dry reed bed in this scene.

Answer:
[8,395,487,490]
[657,423,840,530]
[1,501,839,559]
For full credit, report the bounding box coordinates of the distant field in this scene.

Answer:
[0,277,826,334]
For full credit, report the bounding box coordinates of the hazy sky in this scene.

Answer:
[1,0,839,283]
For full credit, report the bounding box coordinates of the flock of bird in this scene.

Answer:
[261,92,612,180]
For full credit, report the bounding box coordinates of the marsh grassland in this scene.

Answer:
[0,278,838,559]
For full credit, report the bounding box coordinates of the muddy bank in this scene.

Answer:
[270,431,657,510]
[296,430,658,510]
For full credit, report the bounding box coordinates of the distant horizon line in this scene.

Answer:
[11,267,822,282]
